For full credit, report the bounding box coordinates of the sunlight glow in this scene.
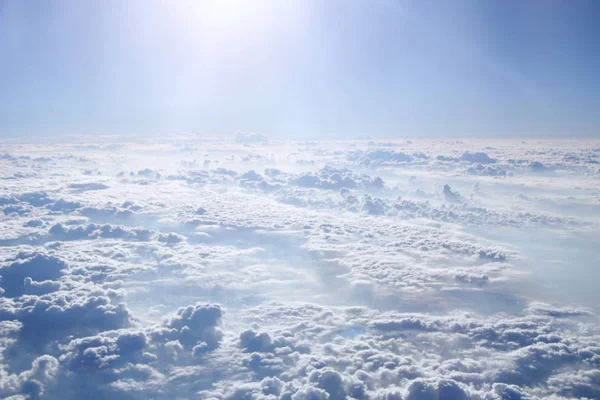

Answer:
[184,0,272,30]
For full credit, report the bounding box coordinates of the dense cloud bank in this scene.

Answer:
[0,137,599,399]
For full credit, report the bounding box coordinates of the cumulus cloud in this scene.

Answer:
[235,132,268,144]
[158,303,223,349]
[0,137,598,399]
[460,152,495,164]
[442,184,462,202]
[0,253,66,297]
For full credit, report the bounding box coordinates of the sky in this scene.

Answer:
[1,0,599,138]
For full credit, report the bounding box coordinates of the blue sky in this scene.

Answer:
[1,0,599,138]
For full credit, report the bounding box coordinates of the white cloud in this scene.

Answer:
[0,137,599,398]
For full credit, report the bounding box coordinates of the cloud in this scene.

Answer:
[466,164,507,176]
[50,199,83,212]
[0,354,59,399]
[0,253,66,297]
[48,223,153,242]
[68,183,110,191]
[235,132,268,144]
[527,161,546,172]
[14,293,133,350]
[442,184,462,202]
[0,137,599,399]
[349,150,413,166]
[460,152,495,164]
[158,303,223,349]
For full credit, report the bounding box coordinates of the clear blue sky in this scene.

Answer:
[1,0,599,138]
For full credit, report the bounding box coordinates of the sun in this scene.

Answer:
[187,0,265,30]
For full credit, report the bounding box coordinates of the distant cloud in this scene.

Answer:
[235,132,268,144]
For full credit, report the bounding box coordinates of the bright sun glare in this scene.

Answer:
[188,0,267,29]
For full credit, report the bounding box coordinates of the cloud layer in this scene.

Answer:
[0,136,599,399]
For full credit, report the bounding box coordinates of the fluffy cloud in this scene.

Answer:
[235,132,268,144]
[0,253,66,297]
[0,137,598,399]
